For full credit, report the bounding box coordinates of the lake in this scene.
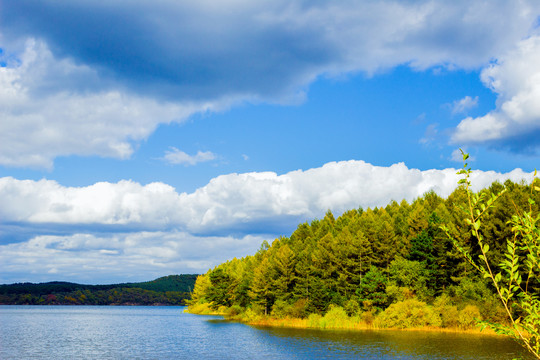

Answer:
[0,305,532,359]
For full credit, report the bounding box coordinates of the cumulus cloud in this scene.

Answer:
[452,35,540,151]
[0,177,183,227]
[451,96,479,114]
[0,231,268,284]
[0,40,220,169]
[0,161,533,235]
[163,148,216,166]
[1,1,540,166]
[0,160,534,282]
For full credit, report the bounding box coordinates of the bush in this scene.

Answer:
[187,302,214,314]
[458,305,481,330]
[217,305,229,315]
[227,304,243,316]
[376,299,441,328]
[242,308,262,322]
[250,303,266,316]
[361,309,375,326]
[433,295,460,328]
[321,305,349,329]
[308,313,322,328]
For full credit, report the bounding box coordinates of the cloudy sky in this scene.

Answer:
[1,1,539,284]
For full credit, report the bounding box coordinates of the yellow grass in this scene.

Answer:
[186,304,501,336]
[247,316,499,335]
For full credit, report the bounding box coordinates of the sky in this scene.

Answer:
[1,1,540,284]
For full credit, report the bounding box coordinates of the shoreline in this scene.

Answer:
[185,308,501,337]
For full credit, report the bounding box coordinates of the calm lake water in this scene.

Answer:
[0,305,532,359]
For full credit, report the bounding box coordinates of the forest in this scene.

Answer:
[0,274,197,305]
[188,179,540,330]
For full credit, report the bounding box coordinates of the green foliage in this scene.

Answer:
[388,258,432,301]
[458,305,482,330]
[207,268,233,309]
[188,161,538,342]
[343,298,361,317]
[271,299,291,319]
[376,299,441,328]
[441,150,540,359]
[0,275,196,305]
[320,305,349,329]
[433,294,460,328]
[308,313,323,328]
[356,266,388,310]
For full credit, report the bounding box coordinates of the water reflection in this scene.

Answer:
[254,325,534,359]
[0,306,533,360]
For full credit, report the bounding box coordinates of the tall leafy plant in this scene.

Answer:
[442,150,540,359]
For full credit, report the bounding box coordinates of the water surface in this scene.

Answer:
[0,306,532,359]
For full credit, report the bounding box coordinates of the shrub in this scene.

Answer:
[227,304,243,316]
[321,305,349,329]
[217,305,228,315]
[458,305,481,330]
[308,313,322,328]
[377,299,441,328]
[242,308,262,322]
[361,309,375,326]
[433,295,459,328]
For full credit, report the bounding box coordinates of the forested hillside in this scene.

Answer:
[0,274,197,305]
[189,180,540,329]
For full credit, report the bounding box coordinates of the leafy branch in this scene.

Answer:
[441,149,540,359]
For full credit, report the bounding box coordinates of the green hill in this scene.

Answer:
[0,274,198,305]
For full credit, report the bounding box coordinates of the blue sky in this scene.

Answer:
[1,1,539,284]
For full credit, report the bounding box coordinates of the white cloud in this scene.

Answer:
[452,35,540,146]
[0,161,533,234]
[163,148,216,166]
[0,161,534,283]
[0,177,183,227]
[0,40,222,169]
[0,231,268,284]
[1,2,540,166]
[451,96,479,114]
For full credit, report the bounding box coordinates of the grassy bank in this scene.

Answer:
[186,301,500,336]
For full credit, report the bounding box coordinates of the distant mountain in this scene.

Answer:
[0,274,198,305]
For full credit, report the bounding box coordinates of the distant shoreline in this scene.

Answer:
[0,275,197,306]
